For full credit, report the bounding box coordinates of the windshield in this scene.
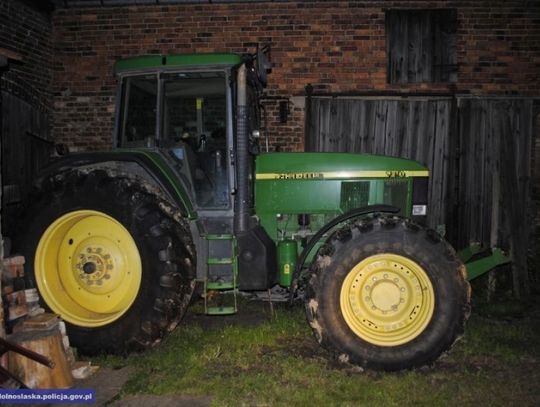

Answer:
[118,72,226,147]
[162,72,226,150]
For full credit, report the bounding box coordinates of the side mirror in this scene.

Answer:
[256,45,272,87]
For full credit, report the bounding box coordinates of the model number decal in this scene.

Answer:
[385,170,407,178]
[255,170,429,180]
[276,172,324,180]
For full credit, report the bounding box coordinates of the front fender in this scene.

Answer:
[289,205,400,299]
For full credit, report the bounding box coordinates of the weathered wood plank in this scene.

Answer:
[386,9,456,84]
[432,9,457,82]
[1,91,51,208]
[430,101,449,227]
[386,11,409,84]
[456,98,533,298]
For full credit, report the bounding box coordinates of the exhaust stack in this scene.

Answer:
[234,63,249,233]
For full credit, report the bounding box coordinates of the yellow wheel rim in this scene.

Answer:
[340,253,434,346]
[35,210,142,327]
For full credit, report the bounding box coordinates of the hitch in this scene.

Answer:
[458,243,511,280]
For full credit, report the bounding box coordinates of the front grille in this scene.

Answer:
[340,181,370,213]
[383,179,408,215]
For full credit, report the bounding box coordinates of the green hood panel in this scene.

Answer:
[254,152,427,242]
[255,153,428,180]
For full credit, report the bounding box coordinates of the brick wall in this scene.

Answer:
[51,0,540,151]
[0,0,53,113]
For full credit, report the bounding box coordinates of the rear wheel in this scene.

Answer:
[35,209,142,328]
[305,216,470,371]
[15,170,195,355]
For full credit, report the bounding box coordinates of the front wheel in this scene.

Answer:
[305,216,470,371]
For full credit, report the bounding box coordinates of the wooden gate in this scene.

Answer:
[306,95,534,297]
[455,98,533,297]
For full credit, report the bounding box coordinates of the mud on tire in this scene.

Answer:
[14,169,196,355]
[305,216,471,371]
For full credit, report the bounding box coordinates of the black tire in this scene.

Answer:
[14,169,196,355]
[305,216,471,371]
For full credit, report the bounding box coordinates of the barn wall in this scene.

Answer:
[0,0,55,235]
[0,0,53,112]
[50,0,540,151]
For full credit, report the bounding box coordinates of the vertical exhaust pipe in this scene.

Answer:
[235,63,250,233]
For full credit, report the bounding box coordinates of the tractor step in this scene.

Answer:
[206,306,237,315]
[207,258,234,265]
[205,233,234,240]
[206,280,235,290]
[203,234,238,315]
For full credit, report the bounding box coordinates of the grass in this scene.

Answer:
[95,298,540,406]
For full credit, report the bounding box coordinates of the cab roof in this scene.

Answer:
[113,53,243,75]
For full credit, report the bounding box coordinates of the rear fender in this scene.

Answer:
[35,152,195,219]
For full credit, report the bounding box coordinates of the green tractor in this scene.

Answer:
[14,50,502,371]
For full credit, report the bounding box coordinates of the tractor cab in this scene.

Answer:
[114,54,244,212]
[113,51,276,309]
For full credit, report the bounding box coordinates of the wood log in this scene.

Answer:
[8,327,73,389]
